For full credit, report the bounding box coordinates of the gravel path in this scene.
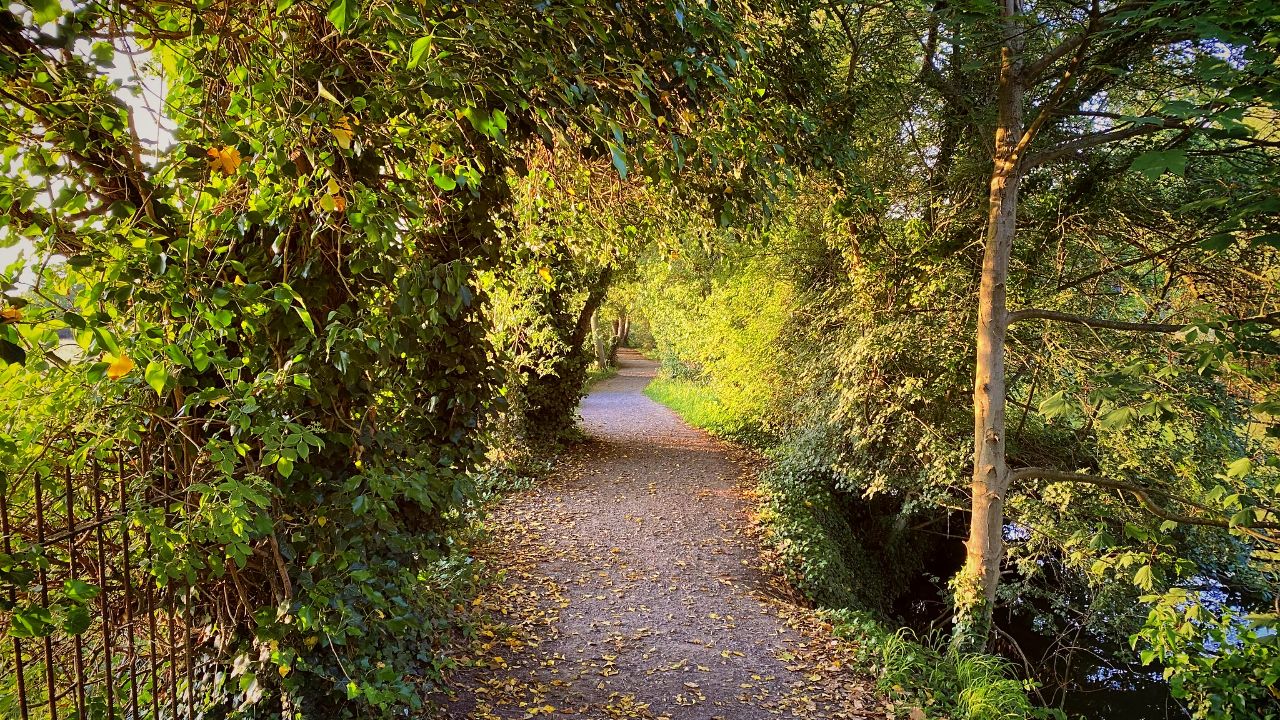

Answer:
[434,350,887,719]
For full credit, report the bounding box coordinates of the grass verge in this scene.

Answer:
[643,375,747,439]
[585,364,619,390]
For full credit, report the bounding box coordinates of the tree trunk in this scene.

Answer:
[952,5,1024,653]
[590,310,608,369]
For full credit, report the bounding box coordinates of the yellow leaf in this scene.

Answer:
[317,516,327,526]
[278,664,291,678]
[207,146,242,175]
[323,178,347,212]
[331,116,354,150]
[0,307,21,324]
[538,266,552,283]
[105,353,135,380]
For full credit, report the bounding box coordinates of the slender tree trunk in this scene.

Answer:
[952,5,1025,653]
[590,310,608,369]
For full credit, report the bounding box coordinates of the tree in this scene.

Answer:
[951,0,1280,649]
[0,0,773,713]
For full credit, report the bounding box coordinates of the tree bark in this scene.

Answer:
[590,310,608,369]
[952,2,1025,653]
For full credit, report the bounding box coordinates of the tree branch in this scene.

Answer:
[1007,308,1280,332]
[1025,119,1185,168]
[1011,0,1100,164]
[571,265,615,349]
[1054,236,1201,292]
[1011,467,1280,531]
[1007,308,1183,332]
[1022,1,1151,82]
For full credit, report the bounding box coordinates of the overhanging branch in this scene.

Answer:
[1021,1,1152,82]
[1010,467,1280,531]
[1007,308,1182,332]
[1007,308,1280,332]
[1025,119,1185,168]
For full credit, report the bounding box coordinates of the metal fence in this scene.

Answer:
[1,438,202,719]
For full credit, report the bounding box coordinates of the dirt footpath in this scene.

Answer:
[433,350,887,719]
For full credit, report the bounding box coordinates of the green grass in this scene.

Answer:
[828,610,1051,719]
[643,376,735,432]
[643,375,768,442]
[585,364,619,389]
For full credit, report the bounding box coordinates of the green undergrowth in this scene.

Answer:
[828,610,1060,720]
[647,373,1051,720]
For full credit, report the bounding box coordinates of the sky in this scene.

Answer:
[2,6,173,276]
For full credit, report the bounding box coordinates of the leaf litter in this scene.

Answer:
[429,352,893,719]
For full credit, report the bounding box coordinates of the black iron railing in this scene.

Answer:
[1,439,203,719]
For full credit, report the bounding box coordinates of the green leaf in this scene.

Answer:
[61,604,92,635]
[462,107,491,134]
[277,456,294,478]
[1099,406,1136,431]
[1199,233,1235,251]
[1229,508,1256,528]
[1129,150,1188,179]
[1038,390,1074,419]
[1251,233,1280,249]
[26,0,62,24]
[1226,457,1253,478]
[326,0,354,31]
[63,579,100,602]
[62,311,86,329]
[295,308,315,335]
[432,172,457,191]
[276,283,316,334]
[1159,100,1199,118]
[1124,522,1150,541]
[608,142,628,180]
[408,37,433,69]
[144,361,168,396]
[9,605,53,638]
[1133,565,1155,591]
[90,42,115,67]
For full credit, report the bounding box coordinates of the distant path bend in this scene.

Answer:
[436,349,886,719]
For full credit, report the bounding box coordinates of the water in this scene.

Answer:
[890,540,1253,719]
